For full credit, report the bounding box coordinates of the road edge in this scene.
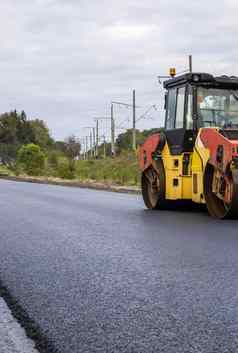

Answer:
[0,297,40,353]
[0,175,141,194]
[0,279,56,353]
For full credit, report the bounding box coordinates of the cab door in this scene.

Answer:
[165,85,194,155]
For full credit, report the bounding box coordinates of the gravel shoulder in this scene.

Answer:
[0,298,39,353]
[0,175,140,194]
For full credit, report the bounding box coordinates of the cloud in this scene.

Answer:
[0,0,237,139]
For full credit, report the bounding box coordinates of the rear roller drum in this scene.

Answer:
[204,164,238,219]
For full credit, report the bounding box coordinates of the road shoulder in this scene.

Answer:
[0,175,140,194]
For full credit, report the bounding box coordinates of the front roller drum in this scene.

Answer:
[204,164,238,219]
[141,160,169,210]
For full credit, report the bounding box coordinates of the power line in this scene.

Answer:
[136,104,158,123]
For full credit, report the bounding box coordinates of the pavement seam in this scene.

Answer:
[0,297,39,353]
[0,280,57,353]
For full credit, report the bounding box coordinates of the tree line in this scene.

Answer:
[0,110,162,177]
[96,128,163,158]
[0,110,81,176]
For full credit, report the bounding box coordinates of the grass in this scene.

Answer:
[75,155,140,186]
[0,164,14,176]
[0,154,141,187]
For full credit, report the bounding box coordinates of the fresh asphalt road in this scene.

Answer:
[0,180,238,353]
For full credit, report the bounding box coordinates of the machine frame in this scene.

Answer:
[139,72,238,218]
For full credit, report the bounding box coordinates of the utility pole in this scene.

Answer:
[111,103,115,157]
[83,139,86,160]
[84,127,95,159]
[103,135,106,159]
[132,89,136,151]
[85,136,89,160]
[93,117,111,159]
[95,120,99,158]
[82,138,86,160]
[89,131,93,159]
[189,55,193,73]
[92,127,96,157]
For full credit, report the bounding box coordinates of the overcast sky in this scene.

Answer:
[0,0,237,140]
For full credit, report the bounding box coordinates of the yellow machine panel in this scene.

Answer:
[191,130,210,204]
[159,133,210,203]
[161,143,192,201]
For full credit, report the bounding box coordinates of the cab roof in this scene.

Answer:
[164,72,238,90]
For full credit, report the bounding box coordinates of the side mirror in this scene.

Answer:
[164,92,168,110]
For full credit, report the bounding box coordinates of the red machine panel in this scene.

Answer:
[200,128,238,173]
[139,133,160,171]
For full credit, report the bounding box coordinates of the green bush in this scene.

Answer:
[56,158,75,179]
[17,144,46,176]
[47,150,59,169]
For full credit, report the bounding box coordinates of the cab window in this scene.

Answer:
[165,88,176,129]
[186,86,193,129]
[197,87,238,128]
[175,87,185,128]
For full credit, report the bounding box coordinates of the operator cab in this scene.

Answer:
[163,73,238,154]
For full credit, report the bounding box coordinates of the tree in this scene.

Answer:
[97,141,111,158]
[116,129,144,153]
[0,111,18,145]
[0,110,55,166]
[62,135,81,176]
[16,111,36,145]
[115,128,164,154]
[64,135,81,159]
[54,141,67,154]
[0,111,29,165]
[17,144,46,176]
[29,119,53,149]
[0,144,18,167]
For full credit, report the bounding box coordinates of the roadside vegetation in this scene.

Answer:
[0,110,161,186]
[75,155,140,186]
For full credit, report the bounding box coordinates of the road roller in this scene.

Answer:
[139,71,238,218]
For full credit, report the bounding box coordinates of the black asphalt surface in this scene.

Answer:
[0,180,238,353]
